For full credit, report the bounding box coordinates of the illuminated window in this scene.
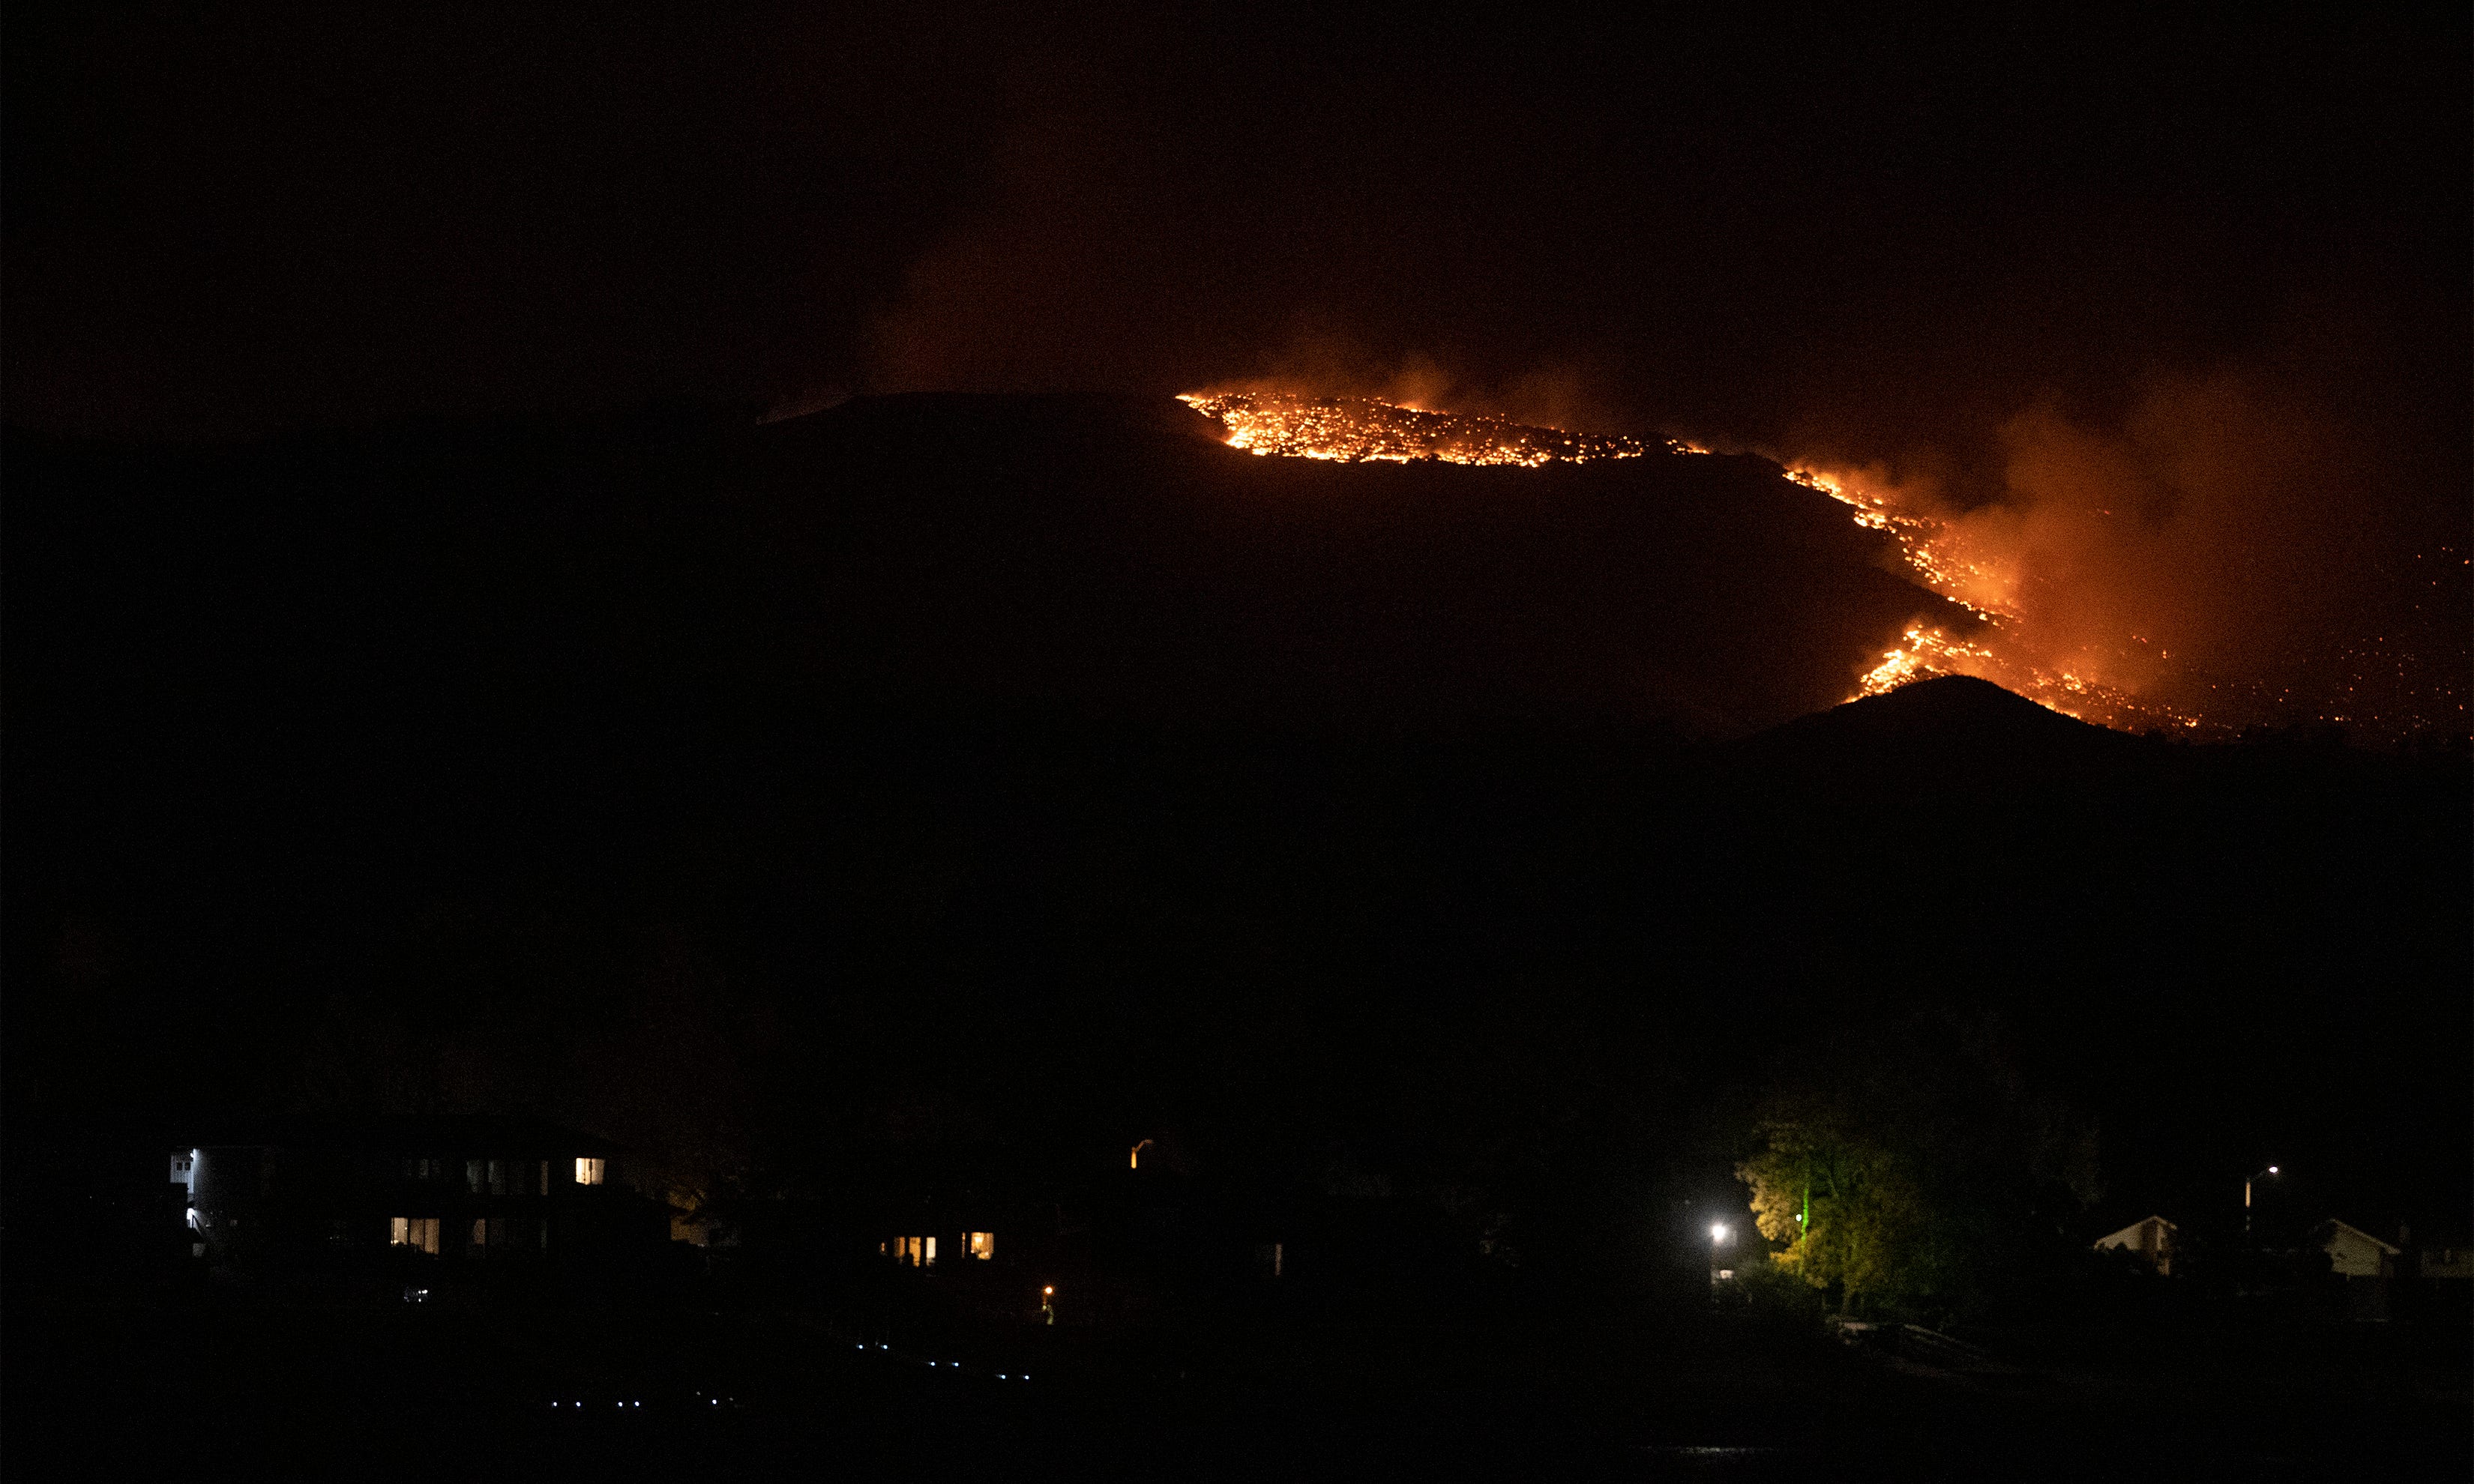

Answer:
[485,1159,508,1196]
[467,1159,487,1194]
[575,1157,605,1186]
[890,1236,936,1267]
[966,1231,995,1261]
[390,1216,440,1255]
[538,1159,550,1195]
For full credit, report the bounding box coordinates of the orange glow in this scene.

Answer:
[1788,461,2206,731]
[1179,390,1697,467]
[1179,386,2216,735]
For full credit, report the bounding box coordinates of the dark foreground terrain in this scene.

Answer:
[4,397,2467,1479]
[7,1279,2467,1481]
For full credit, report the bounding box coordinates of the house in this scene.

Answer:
[2092,1214,2179,1276]
[168,1114,667,1284]
[2308,1217,2402,1321]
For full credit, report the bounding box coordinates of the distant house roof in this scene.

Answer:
[2313,1218,2402,1257]
[2093,1215,2177,1249]
[2312,1218,2404,1279]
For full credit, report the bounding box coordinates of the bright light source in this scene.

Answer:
[1042,1285,1054,1295]
[2267,1165,2279,1174]
[1710,1224,1730,1243]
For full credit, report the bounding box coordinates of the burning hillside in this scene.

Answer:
[1781,467,2200,733]
[1182,387,2216,736]
[1178,391,1694,467]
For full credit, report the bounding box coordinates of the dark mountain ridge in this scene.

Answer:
[7,392,1962,740]
[4,396,2464,1258]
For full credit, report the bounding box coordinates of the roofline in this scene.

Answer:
[2317,1217,2403,1255]
[2092,1214,2179,1241]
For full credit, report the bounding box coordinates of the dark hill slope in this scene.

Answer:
[6,393,1954,743]
[1730,673,2135,766]
[3,402,2463,1243]
[744,393,1951,732]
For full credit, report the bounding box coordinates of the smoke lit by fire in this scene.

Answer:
[1790,365,2469,745]
[1781,465,2199,732]
[1179,385,2164,726]
[1180,381,2467,743]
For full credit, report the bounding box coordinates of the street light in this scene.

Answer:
[1709,1222,1733,1300]
[2245,1165,2281,1239]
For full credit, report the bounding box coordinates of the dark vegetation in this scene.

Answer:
[5,396,2467,1474]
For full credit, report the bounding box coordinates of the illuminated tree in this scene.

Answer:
[1736,1119,1932,1310]
[1733,1013,2101,1320]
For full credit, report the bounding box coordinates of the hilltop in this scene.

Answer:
[3,395,2464,1266]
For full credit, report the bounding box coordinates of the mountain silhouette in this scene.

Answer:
[1730,672,2140,769]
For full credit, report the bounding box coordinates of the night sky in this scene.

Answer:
[8,4,2465,734]
[2,6,2471,1365]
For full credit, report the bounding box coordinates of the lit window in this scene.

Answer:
[467,1159,487,1194]
[487,1159,507,1197]
[390,1217,440,1255]
[575,1157,605,1186]
[890,1236,936,1267]
[966,1231,995,1261]
[538,1159,550,1195]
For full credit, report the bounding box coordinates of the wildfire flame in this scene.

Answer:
[1786,465,2206,730]
[1179,391,1693,467]
[1179,386,2219,733]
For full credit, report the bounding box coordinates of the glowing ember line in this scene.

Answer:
[1855,626,1996,699]
[1176,387,2217,735]
[1784,468,2008,621]
[1179,391,1697,467]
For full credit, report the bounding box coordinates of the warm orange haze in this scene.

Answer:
[1178,390,1682,466]
[1181,387,2462,741]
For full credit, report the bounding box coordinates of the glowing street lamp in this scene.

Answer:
[1709,1222,1735,1300]
[1130,1139,1153,1171]
[2245,1165,2281,1239]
